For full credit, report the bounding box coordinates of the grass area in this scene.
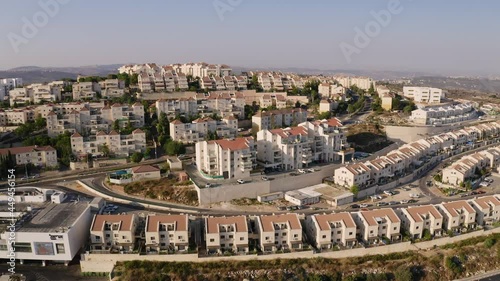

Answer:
[112,233,500,281]
[347,123,394,153]
[122,178,198,206]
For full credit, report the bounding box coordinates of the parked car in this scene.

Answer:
[389,201,399,205]
[479,181,490,187]
[409,193,420,198]
[485,177,494,183]
[350,204,360,209]
[297,169,306,174]
[377,202,388,207]
[236,179,245,184]
[277,206,286,211]
[478,190,486,194]
[307,168,316,173]
[400,199,409,204]
[383,190,394,196]
[205,183,212,188]
[262,176,269,181]
[359,203,370,208]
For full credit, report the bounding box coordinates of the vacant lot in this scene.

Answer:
[121,178,198,206]
[347,123,394,153]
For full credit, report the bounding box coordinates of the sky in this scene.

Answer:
[0,0,499,76]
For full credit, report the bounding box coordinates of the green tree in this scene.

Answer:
[347,104,355,114]
[164,140,186,156]
[113,120,120,131]
[350,184,360,195]
[100,144,110,157]
[393,265,413,281]
[130,152,143,163]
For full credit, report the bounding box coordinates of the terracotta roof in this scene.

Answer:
[47,111,56,116]
[223,115,236,121]
[79,107,89,111]
[112,103,122,107]
[96,131,107,136]
[108,130,120,136]
[71,132,82,138]
[209,137,253,151]
[315,213,356,230]
[269,126,308,138]
[405,205,443,223]
[146,214,188,232]
[359,208,400,226]
[0,146,55,156]
[132,128,144,134]
[206,216,248,234]
[91,214,135,232]
[132,165,160,174]
[170,119,184,125]
[440,200,476,217]
[259,214,302,232]
[472,196,500,210]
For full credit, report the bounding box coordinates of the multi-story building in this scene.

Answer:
[256,214,303,252]
[170,115,238,143]
[0,78,23,100]
[318,83,346,98]
[195,137,256,179]
[306,213,357,250]
[195,92,246,119]
[353,208,401,244]
[72,82,101,100]
[155,98,198,118]
[410,103,475,125]
[70,129,146,157]
[470,196,500,226]
[205,216,248,254]
[334,163,372,188]
[99,79,126,98]
[0,190,97,266]
[45,102,144,137]
[234,76,248,90]
[0,108,35,126]
[403,86,444,104]
[145,214,189,253]
[334,76,375,90]
[397,205,443,239]
[252,108,307,131]
[90,214,138,253]
[436,200,477,232]
[0,145,58,168]
[138,73,153,92]
[442,150,492,185]
[258,73,272,91]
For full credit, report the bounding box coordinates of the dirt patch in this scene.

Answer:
[121,179,198,206]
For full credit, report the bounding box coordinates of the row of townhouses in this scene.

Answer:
[442,146,500,185]
[333,76,375,91]
[195,118,352,179]
[403,86,444,104]
[88,195,500,254]
[334,121,500,188]
[119,63,232,78]
[200,76,248,91]
[410,103,475,125]
[250,72,307,92]
[70,129,146,158]
[41,101,145,137]
[170,115,238,143]
[138,71,188,93]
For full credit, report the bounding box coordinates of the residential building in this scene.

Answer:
[318,83,345,98]
[0,191,97,265]
[205,216,248,254]
[334,76,375,90]
[170,115,238,143]
[470,196,500,226]
[0,146,58,168]
[72,82,101,100]
[397,205,443,239]
[403,86,444,104]
[131,165,161,181]
[45,102,144,137]
[100,79,125,98]
[306,213,357,249]
[354,208,401,244]
[376,85,390,97]
[437,200,477,232]
[252,108,307,131]
[381,93,394,111]
[0,108,35,126]
[90,214,138,253]
[442,151,491,185]
[0,78,23,100]
[70,129,146,158]
[195,137,256,179]
[155,98,198,118]
[334,163,372,188]
[256,214,303,252]
[410,103,475,125]
[319,99,338,113]
[145,214,189,252]
[138,73,153,92]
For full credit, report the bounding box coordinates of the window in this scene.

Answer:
[294,234,298,238]
[337,231,341,234]
[14,243,32,253]
[416,226,419,229]
[322,235,326,239]
[393,227,397,230]
[178,236,182,239]
[210,238,214,242]
[349,232,353,235]
[105,234,110,238]
[151,237,155,240]
[220,235,225,239]
[95,236,101,241]
[160,235,165,238]
[370,230,374,234]
[229,235,233,239]
[56,243,65,254]
[240,237,244,241]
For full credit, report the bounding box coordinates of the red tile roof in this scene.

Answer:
[0,146,55,156]
[146,214,188,232]
[132,165,160,174]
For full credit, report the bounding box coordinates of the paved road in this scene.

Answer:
[454,269,500,281]
[0,263,105,281]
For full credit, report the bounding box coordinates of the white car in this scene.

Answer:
[205,183,212,188]
[383,190,394,196]
[307,168,316,173]
[262,176,269,181]
[236,179,245,184]
[297,169,306,174]
[400,199,409,204]
[409,193,420,198]
[479,181,490,187]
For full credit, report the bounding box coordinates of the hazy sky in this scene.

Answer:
[1,0,499,76]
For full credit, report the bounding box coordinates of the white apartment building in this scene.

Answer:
[72,82,101,100]
[354,208,401,244]
[258,73,272,91]
[195,92,246,119]
[318,83,346,98]
[334,76,375,90]
[0,145,58,168]
[470,196,500,226]
[155,98,198,118]
[256,214,303,252]
[170,115,238,143]
[0,78,23,100]
[195,137,256,179]
[205,216,248,254]
[442,150,492,185]
[403,86,444,104]
[70,129,146,158]
[334,163,372,188]
[410,103,475,125]
[437,200,477,232]
[138,73,153,92]
[319,99,338,113]
[99,79,125,98]
[252,108,308,131]
[0,193,95,265]
[397,205,443,239]
[90,214,138,253]
[0,108,35,126]
[306,213,357,250]
[45,102,145,137]
[376,85,390,97]
[145,214,189,252]
[173,62,232,78]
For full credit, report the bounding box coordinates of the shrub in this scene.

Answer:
[484,237,497,248]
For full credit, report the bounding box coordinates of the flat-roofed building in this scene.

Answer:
[256,214,302,252]
[252,108,307,131]
[354,208,401,244]
[145,214,189,253]
[306,213,357,250]
[90,214,138,253]
[205,216,249,254]
[398,205,443,239]
[403,86,444,104]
